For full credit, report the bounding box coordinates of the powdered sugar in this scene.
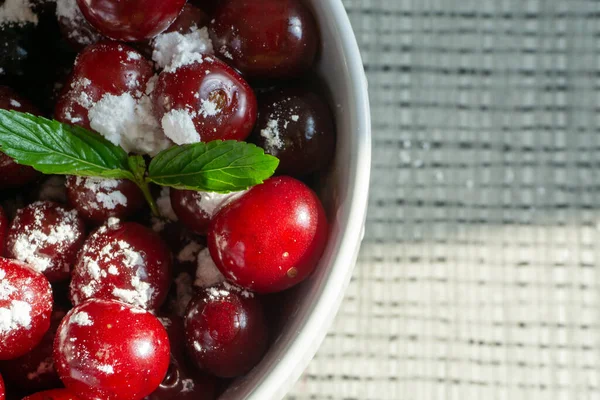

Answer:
[97,364,114,374]
[195,249,225,288]
[70,311,93,326]
[152,26,213,70]
[0,278,16,299]
[55,0,78,21]
[26,358,54,381]
[0,0,38,27]
[88,92,172,156]
[165,52,206,73]
[161,108,200,144]
[182,379,195,393]
[188,190,246,218]
[157,187,178,221]
[178,241,203,263]
[0,300,32,333]
[73,177,128,212]
[173,273,194,316]
[261,119,284,151]
[199,98,220,117]
[10,203,81,274]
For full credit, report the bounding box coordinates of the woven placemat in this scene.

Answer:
[290,0,600,399]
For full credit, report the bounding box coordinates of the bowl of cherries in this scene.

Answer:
[0,0,370,399]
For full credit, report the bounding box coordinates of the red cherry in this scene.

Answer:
[170,189,244,236]
[0,258,53,360]
[153,56,257,143]
[184,283,268,377]
[76,0,187,41]
[55,42,153,129]
[250,87,336,177]
[57,0,103,51]
[209,0,318,79]
[22,389,82,400]
[65,176,145,225]
[0,374,4,400]
[208,176,328,293]
[0,309,66,393]
[0,86,40,189]
[146,315,216,400]
[53,299,170,400]
[70,220,172,310]
[5,202,86,283]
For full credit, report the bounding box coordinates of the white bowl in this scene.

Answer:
[219,0,371,398]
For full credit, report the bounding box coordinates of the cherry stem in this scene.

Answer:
[136,178,160,217]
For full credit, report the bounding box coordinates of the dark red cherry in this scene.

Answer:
[170,189,244,236]
[153,56,257,143]
[208,176,328,293]
[56,0,103,51]
[5,202,86,283]
[184,283,268,378]
[209,0,318,79]
[55,42,153,128]
[0,373,4,400]
[0,308,65,393]
[0,258,53,360]
[146,315,216,400]
[54,299,170,400]
[250,87,335,177]
[22,389,82,400]
[0,86,40,188]
[76,0,187,41]
[65,176,145,225]
[70,219,172,310]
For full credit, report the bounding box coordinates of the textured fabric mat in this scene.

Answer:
[289,1,600,399]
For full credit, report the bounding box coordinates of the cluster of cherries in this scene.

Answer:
[0,0,335,399]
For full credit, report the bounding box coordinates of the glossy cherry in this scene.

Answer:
[57,0,104,51]
[184,283,268,377]
[208,176,328,293]
[70,219,172,310]
[0,258,53,360]
[65,176,146,225]
[250,87,336,177]
[146,315,216,400]
[170,189,244,236]
[55,42,153,128]
[5,201,86,283]
[0,86,40,189]
[54,299,170,400]
[209,0,318,79]
[22,389,82,400]
[76,0,187,41]
[0,309,66,393]
[0,373,4,400]
[153,56,257,143]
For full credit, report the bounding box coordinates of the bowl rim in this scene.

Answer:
[243,0,372,398]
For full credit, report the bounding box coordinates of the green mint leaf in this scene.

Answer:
[0,110,135,180]
[147,140,279,193]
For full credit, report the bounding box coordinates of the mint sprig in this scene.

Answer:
[0,110,279,216]
[148,140,280,192]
